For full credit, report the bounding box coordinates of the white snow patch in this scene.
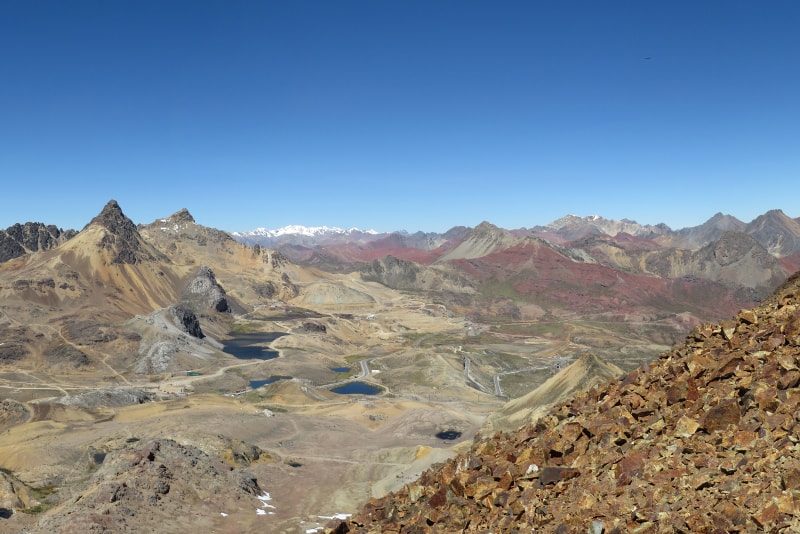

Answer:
[256,491,276,511]
[318,513,352,520]
[234,225,379,238]
[220,512,228,517]
[256,509,267,516]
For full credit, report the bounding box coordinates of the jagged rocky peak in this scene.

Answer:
[0,222,77,263]
[160,208,196,226]
[85,200,162,265]
[87,200,137,235]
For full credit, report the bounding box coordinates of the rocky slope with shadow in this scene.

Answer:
[330,270,800,533]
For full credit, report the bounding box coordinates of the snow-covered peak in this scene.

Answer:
[233,225,379,238]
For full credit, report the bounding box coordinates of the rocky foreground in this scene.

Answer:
[331,271,800,533]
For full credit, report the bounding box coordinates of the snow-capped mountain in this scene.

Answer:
[232,225,381,246]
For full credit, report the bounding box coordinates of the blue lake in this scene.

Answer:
[223,332,287,360]
[250,376,292,389]
[331,381,382,395]
[330,367,351,373]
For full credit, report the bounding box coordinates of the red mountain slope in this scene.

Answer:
[453,238,753,320]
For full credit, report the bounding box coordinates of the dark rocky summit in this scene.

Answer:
[88,200,165,264]
[0,222,76,263]
[164,207,195,225]
[331,271,800,533]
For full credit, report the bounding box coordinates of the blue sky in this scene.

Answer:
[1,1,798,233]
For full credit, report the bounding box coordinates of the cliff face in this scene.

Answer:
[332,271,800,533]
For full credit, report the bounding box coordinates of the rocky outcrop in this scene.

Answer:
[0,471,39,516]
[332,271,800,533]
[0,399,30,431]
[56,388,156,409]
[296,321,327,333]
[43,343,91,368]
[160,207,195,226]
[361,255,472,294]
[0,222,76,263]
[361,256,420,288]
[183,265,230,313]
[29,438,266,534]
[168,303,204,338]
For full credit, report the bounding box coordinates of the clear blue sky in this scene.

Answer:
[1,1,798,233]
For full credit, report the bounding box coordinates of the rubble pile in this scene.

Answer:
[332,271,800,533]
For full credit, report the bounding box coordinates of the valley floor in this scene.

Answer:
[0,287,672,533]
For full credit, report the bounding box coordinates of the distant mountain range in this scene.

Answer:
[233,209,800,258]
[230,210,800,302]
[232,225,380,245]
[3,205,799,357]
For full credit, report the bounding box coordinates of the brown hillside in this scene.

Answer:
[331,270,800,533]
[0,200,183,319]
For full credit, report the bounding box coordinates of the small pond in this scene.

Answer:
[223,332,287,360]
[250,376,292,389]
[331,381,382,395]
[435,430,462,440]
[330,367,351,373]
